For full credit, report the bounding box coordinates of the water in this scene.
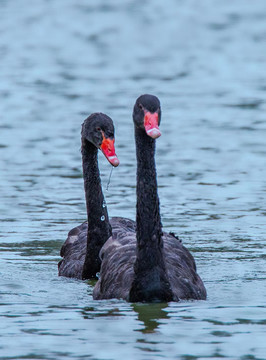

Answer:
[0,0,266,359]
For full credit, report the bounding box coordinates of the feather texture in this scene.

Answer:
[93,229,206,301]
[93,95,207,302]
[58,217,135,279]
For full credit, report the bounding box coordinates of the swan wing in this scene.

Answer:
[93,221,136,300]
[58,222,88,279]
[163,233,207,300]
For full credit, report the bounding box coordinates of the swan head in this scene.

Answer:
[82,113,120,167]
[133,94,161,139]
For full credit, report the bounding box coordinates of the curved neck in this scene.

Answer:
[129,127,172,302]
[135,127,162,247]
[81,138,111,279]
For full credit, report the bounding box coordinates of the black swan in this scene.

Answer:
[93,95,207,302]
[58,113,133,279]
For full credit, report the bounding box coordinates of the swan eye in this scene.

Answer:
[138,103,143,110]
[96,127,101,131]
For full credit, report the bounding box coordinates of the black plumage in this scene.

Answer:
[93,95,207,302]
[58,113,120,279]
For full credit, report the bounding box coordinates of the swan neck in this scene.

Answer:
[129,127,172,302]
[135,127,162,245]
[81,138,111,279]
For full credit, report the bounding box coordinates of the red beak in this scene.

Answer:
[144,111,161,139]
[100,136,120,167]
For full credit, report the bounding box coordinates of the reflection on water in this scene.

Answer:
[133,303,169,333]
[1,0,266,359]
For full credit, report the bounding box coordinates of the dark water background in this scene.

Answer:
[0,1,266,359]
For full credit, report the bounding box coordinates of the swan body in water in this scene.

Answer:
[58,112,123,279]
[93,95,207,302]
